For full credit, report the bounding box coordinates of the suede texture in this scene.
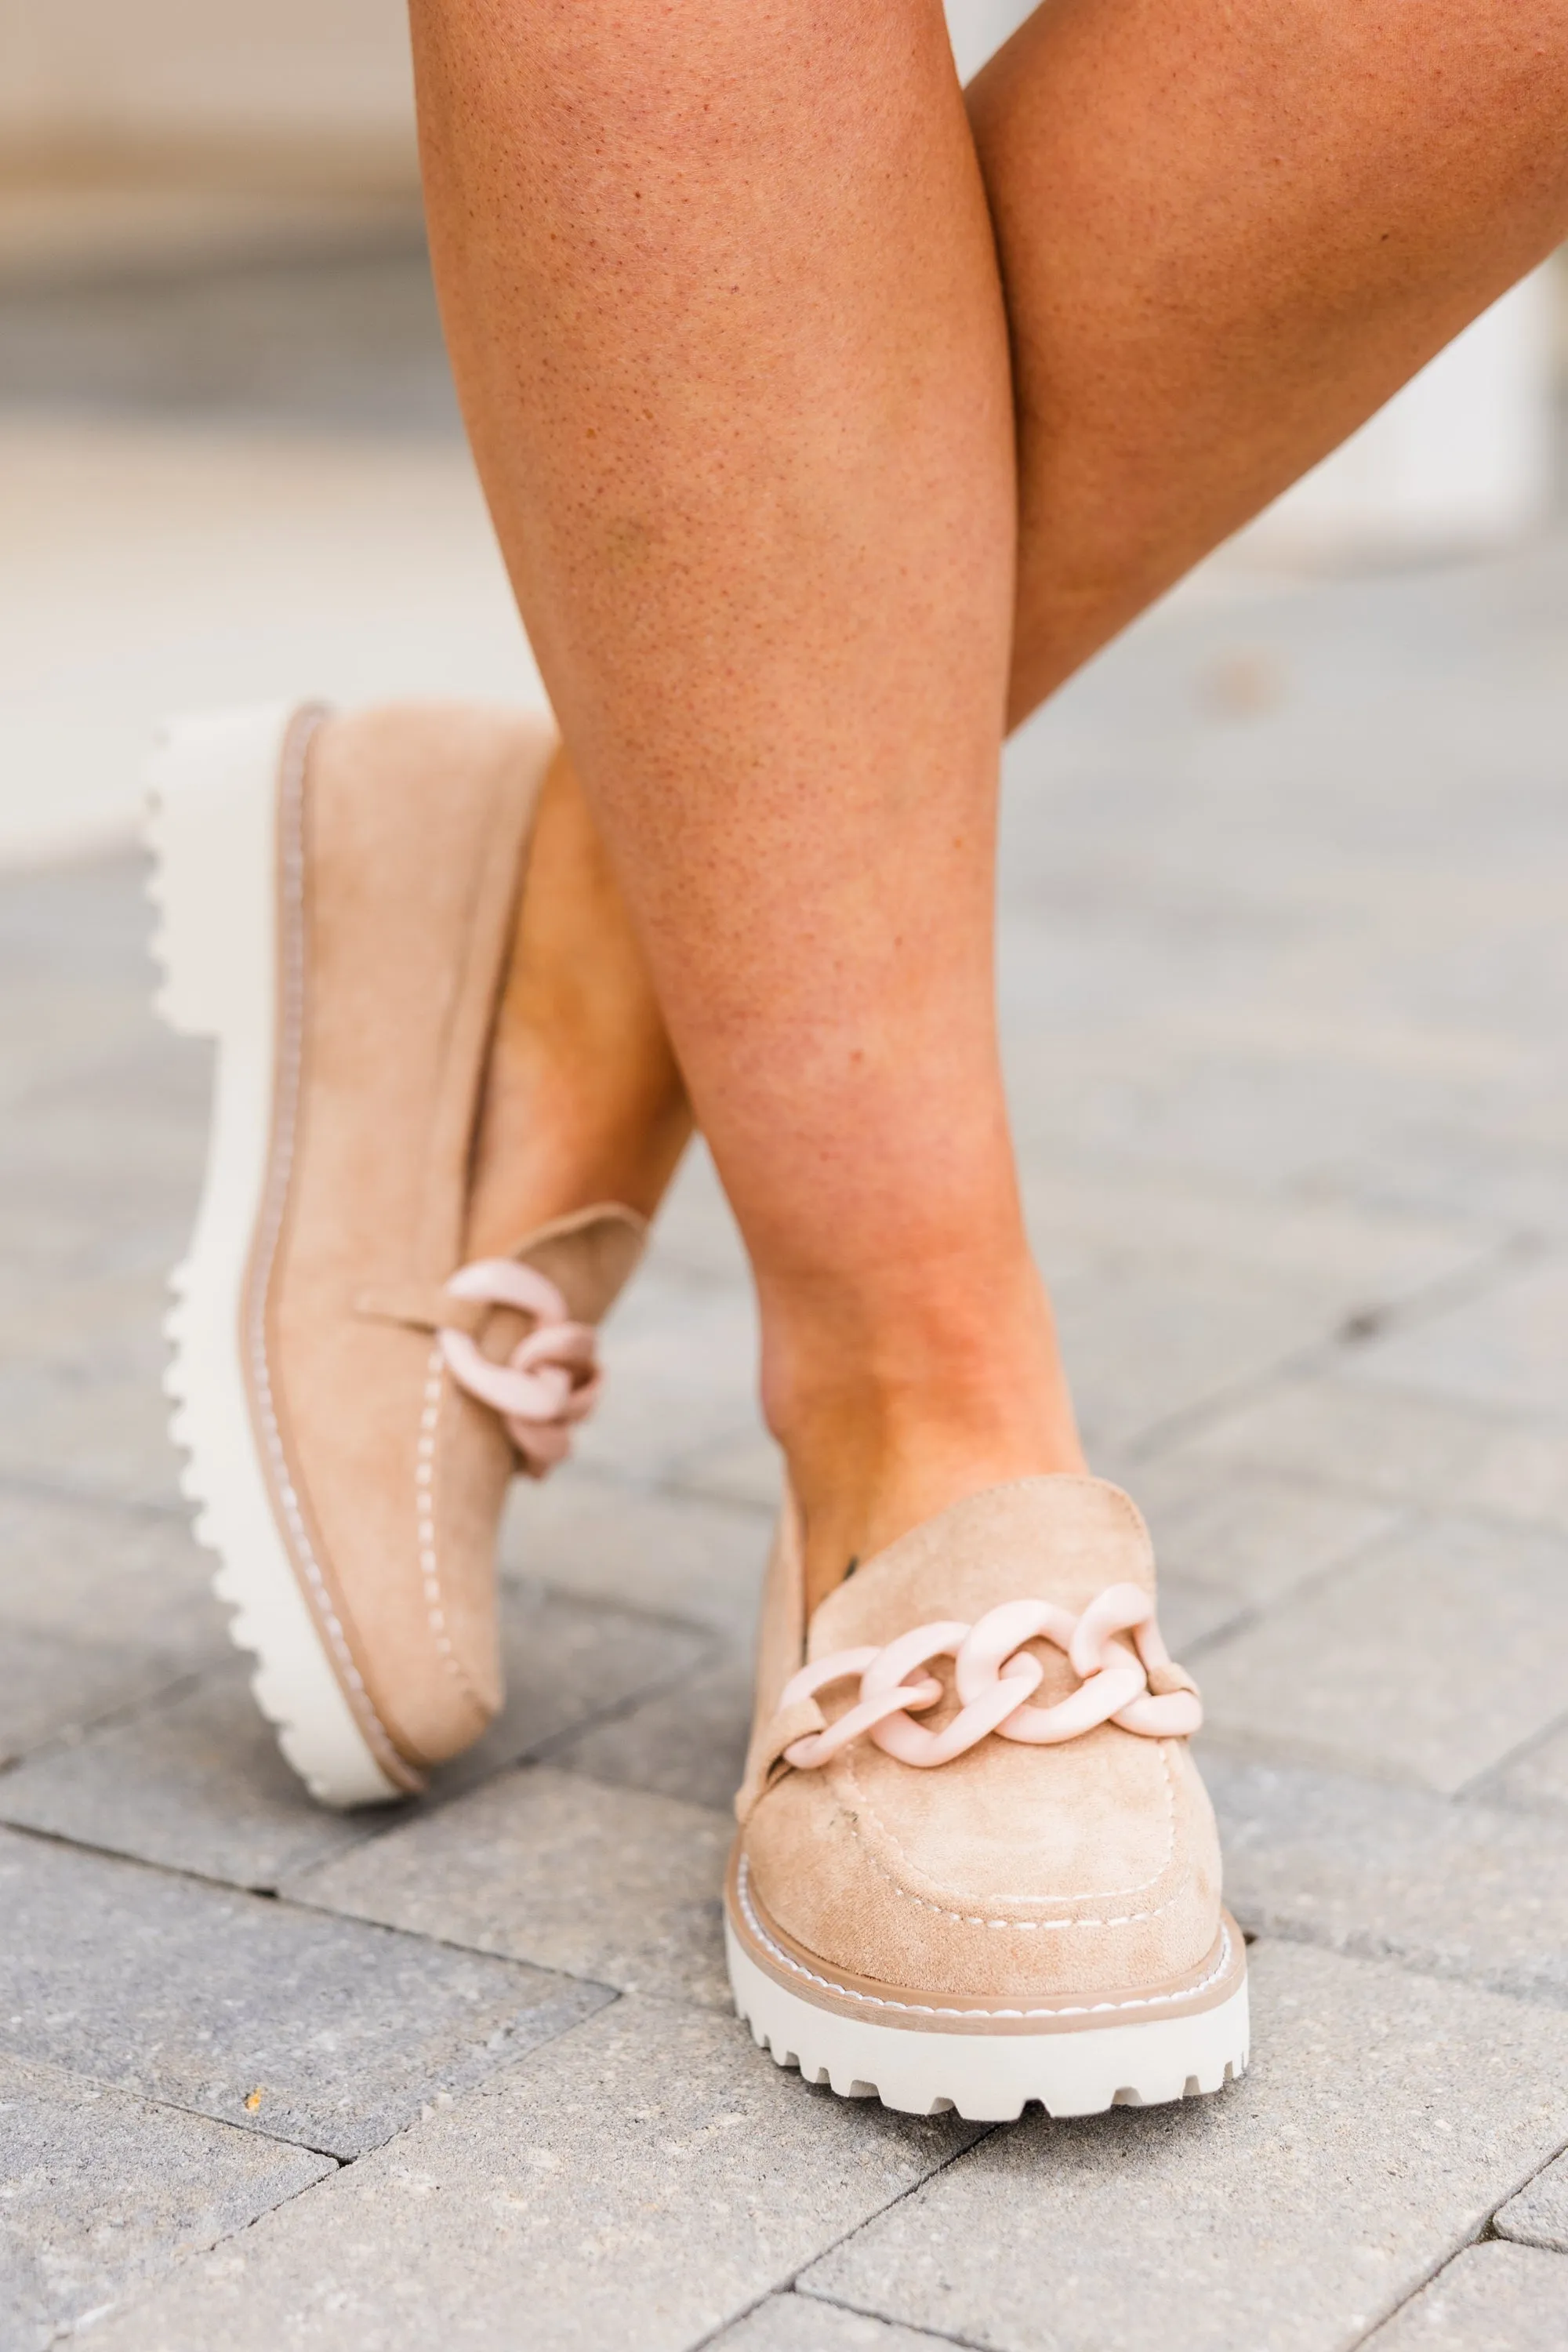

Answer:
[738,1475,1225,2002]
[250,703,642,1776]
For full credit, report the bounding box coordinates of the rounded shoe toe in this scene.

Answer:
[741,1723,1224,2009]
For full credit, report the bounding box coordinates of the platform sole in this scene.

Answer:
[147,704,407,1809]
[726,1871,1249,2122]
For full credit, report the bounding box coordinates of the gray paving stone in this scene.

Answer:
[1176,1374,1568,1539]
[1496,2146,1568,2253]
[1486,1720,1568,1817]
[0,1584,711,1890]
[1193,1515,1568,1791]
[503,1465,771,1642]
[288,1763,732,2009]
[0,1095,198,1286]
[997,851,1563,1174]
[575,1265,760,1486]
[1203,1751,1568,2005]
[554,1646,753,1813]
[801,1940,1568,2352]
[82,1994,979,2352]
[1372,1143,1564,1237]
[1131,1457,1399,1606]
[0,1011,205,1146]
[1352,1129,1568,1243]
[0,1619,190,1766]
[997,858,1566,1098]
[1044,1250,1380,1454]
[0,1664,372,1889]
[0,1003,193,1118]
[0,2050,331,2352]
[713,2297,960,2350]
[1002,1024,1443,1198]
[1361,2241,1568,2350]
[1123,1459,1402,1657]
[1025,1163,1490,1302]
[0,1483,230,1767]
[435,1578,715,1791]
[0,1000,153,1131]
[0,1483,225,1664]
[672,1428,787,1514]
[0,1826,608,2158]
[1133,1570,1245,1657]
[0,1272,180,1511]
[1027,1153,1502,1453]
[1354,1256,1568,1420]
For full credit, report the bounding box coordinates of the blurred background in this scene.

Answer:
[1,0,525,866]
[1,0,1563,866]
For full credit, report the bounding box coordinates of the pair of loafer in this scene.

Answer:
[150,698,1244,2121]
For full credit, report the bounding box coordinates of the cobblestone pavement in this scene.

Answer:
[5,379,1568,2343]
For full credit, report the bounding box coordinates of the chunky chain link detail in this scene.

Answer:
[436,1258,601,1476]
[776,1582,1200,1772]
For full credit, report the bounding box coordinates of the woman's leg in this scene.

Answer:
[424,0,1568,1605]
[413,0,1068,1606]
[972,0,1568,720]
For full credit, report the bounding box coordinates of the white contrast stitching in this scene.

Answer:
[735,1856,1235,2020]
[245,713,401,1764]
[837,1734,1181,1922]
[416,1342,459,1674]
[416,1345,492,1709]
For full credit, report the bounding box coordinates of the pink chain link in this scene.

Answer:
[779,1581,1200,1771]
[437,1259,601,1476]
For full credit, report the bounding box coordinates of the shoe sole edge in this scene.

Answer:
[146,704,406,1809]
[724,1913,1249,2121]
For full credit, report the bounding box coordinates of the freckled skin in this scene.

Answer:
[416,0,1568,1605]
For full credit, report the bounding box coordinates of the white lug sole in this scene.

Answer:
[147,705,404,1809]
[726,1902,1249,2123]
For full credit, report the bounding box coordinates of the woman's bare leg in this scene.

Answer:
[972,0,1568,720]
[415,0,1076,1603]
[431,0,1568,1602]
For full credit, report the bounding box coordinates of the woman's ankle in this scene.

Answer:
[761,1269,1087,1613]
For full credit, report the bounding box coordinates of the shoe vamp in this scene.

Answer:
[745,1728,1222,2002]
[828,1722,1181,1912]
[256,703,543,1768]
[804,1635,1184,1912]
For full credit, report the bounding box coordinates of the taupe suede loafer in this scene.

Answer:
[148,702,644,1806]
[727,1474,1247,2120]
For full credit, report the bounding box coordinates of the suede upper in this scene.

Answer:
[246,703,643,1783]
[736,1475,1224,2002]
